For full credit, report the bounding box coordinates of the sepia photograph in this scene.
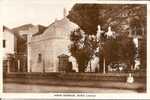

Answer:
[1,0,148,94]
[1,98,60,100]
[1,98,50,100]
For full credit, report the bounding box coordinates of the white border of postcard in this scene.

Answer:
[0,0,150,99]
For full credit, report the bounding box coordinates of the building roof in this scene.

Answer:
[42,17,79,36]
[32,25,47,36]
[12,24,34,34]
[3,25,19,37]
[31,17,79,38]
[58,54,69,58]
[3,26,12,32]
[11,24,34,40]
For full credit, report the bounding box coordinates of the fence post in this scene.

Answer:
[7,60,10,73]
[103,58,106,74]
[17,59,20,72]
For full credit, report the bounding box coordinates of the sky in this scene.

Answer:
[0,0,148,29]
[0,0,77,28]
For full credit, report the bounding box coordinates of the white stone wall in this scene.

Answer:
[3,30,16,59]
[30,37,70,72]
[29,17,79,72]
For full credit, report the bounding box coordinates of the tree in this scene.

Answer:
[102,35,136,71]
[139,37,146,71]
[68,4,146,72]
[120,37,136,70]
[68,4,146,35]
[69,28,137,73]
[69,28,95,72]
[103,39,119,64]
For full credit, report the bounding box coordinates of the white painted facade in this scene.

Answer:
[3,27,17,60]
[28,17,79,72]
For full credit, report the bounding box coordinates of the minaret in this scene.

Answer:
[63,8,67,18]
